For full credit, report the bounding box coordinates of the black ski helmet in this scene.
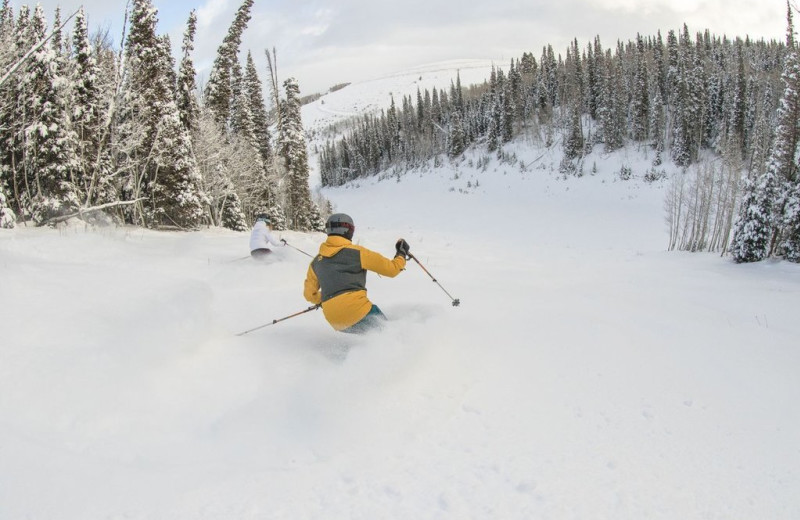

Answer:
[325,213,355,240]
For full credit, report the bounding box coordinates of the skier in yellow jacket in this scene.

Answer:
[304,213,410,333]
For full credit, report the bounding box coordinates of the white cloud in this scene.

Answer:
[6,0,789,95]
[195,0,232,30]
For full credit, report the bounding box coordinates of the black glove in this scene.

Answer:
[395,239,410,259]
[281,239,287,245]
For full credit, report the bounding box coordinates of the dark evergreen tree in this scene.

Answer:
[631,34,650,141]
[487,67,499,151]
[728,40,747,147]
[203,0,254,128]
[649,80,665,165]
[564,104,584,160]
[244,51,273,165]
[501,69,514,143]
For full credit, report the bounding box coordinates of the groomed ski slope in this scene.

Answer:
[1,138,799,519]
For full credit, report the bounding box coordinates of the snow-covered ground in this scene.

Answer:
[1,65,799,519]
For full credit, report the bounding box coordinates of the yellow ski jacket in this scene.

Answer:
[304,235,406,330]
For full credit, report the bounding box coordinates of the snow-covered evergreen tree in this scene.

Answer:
[486,67,499,152]
[118,0,206,229]
[71,7,116,216]
[0,182,14,228]
[307,200,326,233]
[448,110,466,157]
[775,3,800,261]
[150,35,207,228]
[0,0,17,221]
[203,0,253,128]
[631,34,650,142]
[20,5,80,224]
[177,10,200,134]
[278,77,312,230]
[730,171,775,262]
[782,183,800,261]
[671,28,694,166]
[649,80,666,166]
[244,51,272,165]
[220,188,247,232]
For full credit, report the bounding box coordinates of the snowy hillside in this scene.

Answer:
[1,64,799,519]
[302,59,494,130]
[301,59,495,186]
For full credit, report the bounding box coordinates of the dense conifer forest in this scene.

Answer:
[1,0,798,263]
[317,5,800,263]
[0,0,325,233]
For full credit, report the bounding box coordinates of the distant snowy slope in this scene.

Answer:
[302,59,494,132]
[302,59,495,187]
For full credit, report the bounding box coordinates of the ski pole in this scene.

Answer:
[408,253,460,307]
[284,241,314,258]
[236,304,321,336]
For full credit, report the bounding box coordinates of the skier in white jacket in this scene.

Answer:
[249,214,286,260]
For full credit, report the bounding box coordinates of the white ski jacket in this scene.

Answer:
[249,221,283,252]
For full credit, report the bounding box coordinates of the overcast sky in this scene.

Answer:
[9,0,789,95]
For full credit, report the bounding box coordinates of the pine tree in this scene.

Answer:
[730,171,775,262]
[177,10,200,134]
[21,5,80,224]
[0,181,14,228]
[220,188,247,231]
[631,34,650,142]
[487,67,499,151]
[203,0,254,128]
[501,69,515,143]
[671,29,695,166]
[151,35,207,228]
[564,104,584,160]
[279,77,313,230]
[448,110,466,157]
[0,0,18,220]
[776,3,800,260]
[244,51,272,165]
[728,40,747,147]
[600,50,625,151]
[732,3,799,262]
[118,0,207,228]
[307,200,326,233]
[649,81,665,165]
[72,7,115,215]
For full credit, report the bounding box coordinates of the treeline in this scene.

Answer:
[319,6,800,263]
[0,0,327,231]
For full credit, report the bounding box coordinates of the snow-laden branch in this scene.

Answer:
[43,198,145,225]
[0,9,80,89]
